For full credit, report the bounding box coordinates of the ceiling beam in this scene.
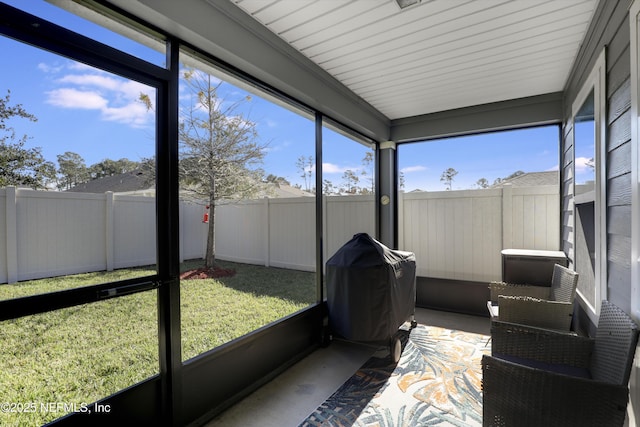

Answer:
[390,92,563,143]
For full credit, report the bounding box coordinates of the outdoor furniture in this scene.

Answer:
[482,300,639,427]
[501,249,567,285]
[487,263,578,330]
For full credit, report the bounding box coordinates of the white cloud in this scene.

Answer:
[68,62,96,72]
[401,165,427,173]
[265,140,290,153]
[58,74,120,90]
[57,74,152,103]
[45,88,108,109]
[575,156,594,173]
[103,102,152,127]
[37,62,63,73]
[40,60,154,128]
[323,163,349,174]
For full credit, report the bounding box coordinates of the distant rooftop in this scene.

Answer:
[66,172,313,199]
[492,171,558,188]
[262,183,314,198]
[66,170,151,194]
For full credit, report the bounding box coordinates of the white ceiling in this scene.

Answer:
[231,0,598,120]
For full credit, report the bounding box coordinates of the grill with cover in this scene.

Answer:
[326,233,417,361]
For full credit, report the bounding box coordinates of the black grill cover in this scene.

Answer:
[326,233,416,342]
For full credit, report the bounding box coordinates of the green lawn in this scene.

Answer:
[0,260,315,426]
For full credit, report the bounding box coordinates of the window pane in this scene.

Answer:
[4,0,166,67]
[398,126,560,282]
[178,51,316,362]
[322,124,376,259]
[0,35,157,298]
[574,89,596,308]
[0,290,158,426]
[574,89,596,194]
[399,127,559,192]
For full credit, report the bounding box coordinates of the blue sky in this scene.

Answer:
[399,126,562,191]
[2,1,589,193]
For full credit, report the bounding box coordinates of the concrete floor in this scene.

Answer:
[203,308,490,427]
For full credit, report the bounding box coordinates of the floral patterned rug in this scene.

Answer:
[299,325,490,426]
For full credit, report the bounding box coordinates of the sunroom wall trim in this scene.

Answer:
[389,92,564,144]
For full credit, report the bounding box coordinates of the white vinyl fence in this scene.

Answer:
[214,195,376,271]
[217,185,559,283]
[0,187,207,284]
[399,184,559,282]
[1,184,558,284]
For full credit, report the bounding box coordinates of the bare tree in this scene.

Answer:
[361,151,374,194]
[322,178,336,195]
[179,70,267,269]
[296,155,314,192]
[341,169,359,194]
[440,167,458,191]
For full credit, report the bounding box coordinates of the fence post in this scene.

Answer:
[203,204,207,259]
[263,198,270,267]
[502,183,513,250]
[179,201,185,263]
[105,191,114,271]
[322,195,328,267]
[398,191,405,249]
[6,186,17,284]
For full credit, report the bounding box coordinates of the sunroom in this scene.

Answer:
[0,0,639,426]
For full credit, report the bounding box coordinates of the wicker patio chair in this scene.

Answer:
[482,300,640,427]
[487,263,578,330]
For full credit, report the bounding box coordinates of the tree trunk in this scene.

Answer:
[205,210,216,268]
[205,191,218,269]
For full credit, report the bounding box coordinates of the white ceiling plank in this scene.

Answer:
[305,0,495,63]
[282,1,389,45]
[357,46,579,103]
[320,4,594,75]
[339,25,588,90]
[229,0,598,120]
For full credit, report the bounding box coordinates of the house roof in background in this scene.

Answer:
[492,171,558,187]
[66,170,152,194]
[66,173,313,199]
[264,183,314,198]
